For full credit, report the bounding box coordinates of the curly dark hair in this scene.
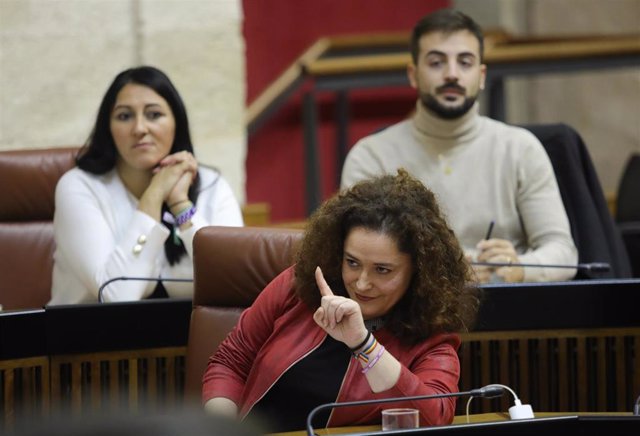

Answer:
[294,169,479,345]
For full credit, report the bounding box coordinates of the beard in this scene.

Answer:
[419,84,479,120]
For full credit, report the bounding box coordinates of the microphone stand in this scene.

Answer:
[471,261,610,273]
[97,276,193,303]
[305,386,504,436]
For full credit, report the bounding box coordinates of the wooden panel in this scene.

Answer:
[596,337,607,411]
[518,339,530,405]
[576,337,587,411]
[458,327,640,414]
[3,369,14,429]
[90,361,100,411]
[498,339,509,411]
[614,335,626,410]
[634,335,640,408]
[538,339,550,411]
[49,347,186,417]
[128,358,138,413]
[147,357,157,409]
[3,330,638,430]
[0,356,49,431]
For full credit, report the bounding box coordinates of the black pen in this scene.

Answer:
[485,220,495,240]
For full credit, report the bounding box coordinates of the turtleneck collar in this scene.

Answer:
[412,99,481,145]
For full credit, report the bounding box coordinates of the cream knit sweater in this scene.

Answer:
[341,102,578,282]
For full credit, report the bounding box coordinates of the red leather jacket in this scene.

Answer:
[202,266,461,428]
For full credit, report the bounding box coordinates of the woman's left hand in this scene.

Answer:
[155,151,198,205]
[313,267,368,348]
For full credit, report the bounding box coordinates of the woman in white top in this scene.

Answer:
[50,66,243,304]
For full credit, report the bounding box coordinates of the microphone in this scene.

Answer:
[305,385,505,436]
[97,276,193,303]
[471,261,610,273]
[466,384,534,421]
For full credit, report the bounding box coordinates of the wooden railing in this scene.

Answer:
[244,31,640,215]
[246,31,640,135]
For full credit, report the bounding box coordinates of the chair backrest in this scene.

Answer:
[184,226,304,402]
[0,146,273,311]
[615,153,640,277]
[0,147,79,310]
[521,123,632,279]
[616,153,640,223]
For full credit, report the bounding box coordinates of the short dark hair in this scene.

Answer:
[77,66,200,265]
[410,8,484,64]
[294,169,480,345]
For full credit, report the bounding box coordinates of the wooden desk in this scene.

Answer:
[270,412,635,435]
[0,299,192,431]
[2,280,639,431]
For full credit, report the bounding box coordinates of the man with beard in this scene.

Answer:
[341,8,577,283]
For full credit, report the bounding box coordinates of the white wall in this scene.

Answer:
[0,0,247,203]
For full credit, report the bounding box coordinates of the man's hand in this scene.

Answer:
[474,238,524,283]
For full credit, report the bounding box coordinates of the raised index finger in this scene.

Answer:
[315,266,334,297]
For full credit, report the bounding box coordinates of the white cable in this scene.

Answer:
[470,383,535,420]
[464,384,510,423]
[465,396,473,423]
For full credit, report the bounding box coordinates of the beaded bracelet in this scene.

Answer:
[361,345,385,374]
[175,205,197,226]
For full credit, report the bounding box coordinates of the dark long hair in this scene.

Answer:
[77,66,200,265]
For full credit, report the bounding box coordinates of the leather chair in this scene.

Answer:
[0,146,273,311]
[0,147,79,310]
[184,225,303,404]
[615,153,640,277]
[521,123,632,279]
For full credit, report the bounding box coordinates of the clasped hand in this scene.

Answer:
[472,238,524,283]
[149,151,198,205]
[313,267,368,349]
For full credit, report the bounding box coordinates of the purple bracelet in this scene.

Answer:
[361,345,385,374]
[175,205,196,226]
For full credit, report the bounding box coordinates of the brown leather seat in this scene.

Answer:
[0,147,273,311]
[0,147,79,310]
[184,225,303,404]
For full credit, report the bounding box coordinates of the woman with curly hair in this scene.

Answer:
[202,169,479,432]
